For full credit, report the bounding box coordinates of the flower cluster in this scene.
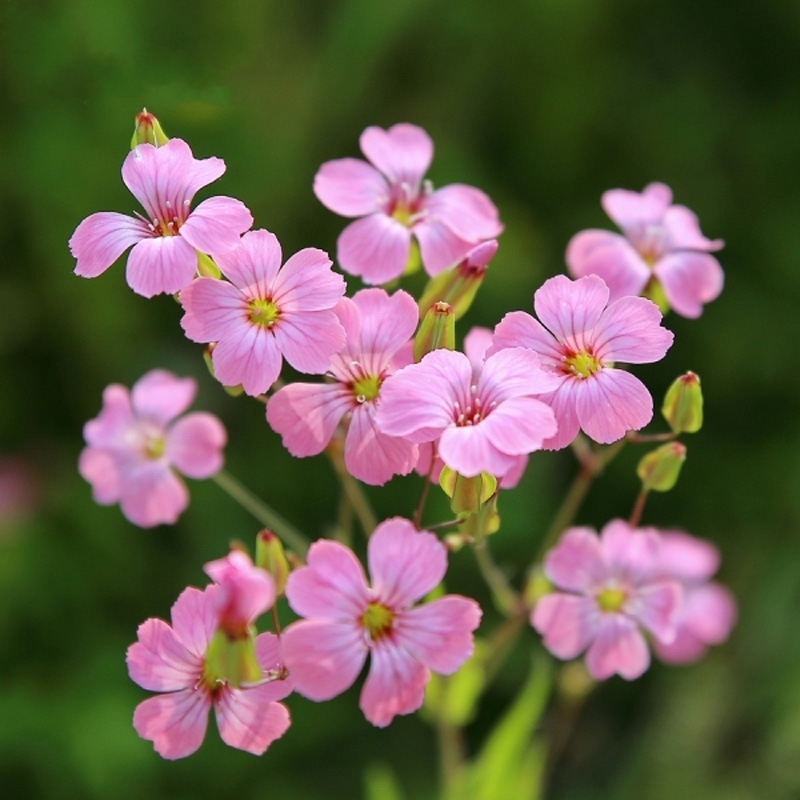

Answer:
[72,114,734,763]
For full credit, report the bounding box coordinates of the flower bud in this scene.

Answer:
[255,529,290,596]
[204,628,262,688]
[418,240,497,320]
[662,371,703,434]
[130,108,169,148]
[637,441,687,492]
[196,251,221,279]
[439,466,496,515]
[413,301,455,362]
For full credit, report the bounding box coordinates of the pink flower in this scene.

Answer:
[490,274,674,450]
[70,139,253,298]
[314,123,503,284]
[281,517,481,727]
[376,346,559,479]
[79,370,226,528]
[532,521,682,680]
[652,531,737,664]
[566,182,724,318]
[127,585,292,759]
[266,288,419,486]
[179,229,346,396]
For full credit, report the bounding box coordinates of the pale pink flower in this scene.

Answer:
[376,346,559,479]
[79,370,226,528]
[652,531,737,664]
[127,585,292,759]
[179,229,346,396]
[266,288,418,486]
[532,521,682,680]
[566,182,724,318]
[281,517,481,727]
[70,139,253,297]
[490,274,673,450]
[314,123,502,284]
[204,550,276,636]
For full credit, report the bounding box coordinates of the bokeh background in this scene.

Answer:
[2,0,800,798]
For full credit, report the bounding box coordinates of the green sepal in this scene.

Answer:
[255,529,290,596]
[440,467,497,516]
[637,441,687,492]
[413,301,455,362]
[131,108,169,148]
[196,251,221,279]
[662,371,703,434]
[203,628,261,688]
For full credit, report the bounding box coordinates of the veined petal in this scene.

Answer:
[131,370,196,424]
[396,595,481,673]
[211,324,282,396]
[601,183,672,229]
[166,412,226,479]
[438,425,515,478]
[359,639,429,727]
[626,581,681,644]
[489,311,563,368]
[281,619,367,701]
[542,527,608,593]
[70,212,148,278]
[180,196,253,256]
[119,463,188,528]
[414,218,476,277]
[478,347,561,400]
[132,688,210,760]
[477,396,557,457]
[273,310,345,375]
[592,296,673,364]
[655,251,724,319]
[539,382,581,451]
[574,370,653,444]
[368,518,447,607]
[532,593,600,660]
[215,687,290,755]
[286,539,370,619]
[314,157,388,216]
[360,123,433,187]
[122,140,197,218]
[170,586,221,660]
[272,247,344,312]
[179,277,247,343]
[337,214,411,284]
[125,236,198,298]
[351,288,419,361]
[423,184,503,241]
[126,618,199,692]
[266,382,351,457]
[533,275,609,350]
[585,614,650,680]
[254,632,295,702]
[213,228,282,294]
[662,205,723,252]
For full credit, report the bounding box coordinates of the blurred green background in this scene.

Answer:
[2,0,800,798]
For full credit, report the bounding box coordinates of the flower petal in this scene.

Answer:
[125,236,198,298]
[601,183,672,229]
[662,205,723,252]
[132,689,210,760]
[592,296,673,364]
[359,124,433,187]
[575,370,653,444]
[180,196,253,256]
[423,184,503,241]
[337,214,411,284]
[273,310,345,375]
[314,157,388,216]
[119,463,188,528]
[131,370,196,425]
[350,288,419,364]
[211,324,283,396]
[533,274,609,349]
[215,687,290,755]
[543,527,608,593]
[272,247,345,312]
[126,618,199,692]
[78,447,121,504]
[584,614,650,680]
[166,412,226,479]
[654,251,724,319]
[170,586,221,660]
[70,212,148,278]
[626,581,681,644]
[532,593,600,660]
[179,277,247,343]
[414,218,476,277]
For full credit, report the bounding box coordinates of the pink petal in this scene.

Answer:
[626,581,681,644]
[215,687,290,755]
[414,218,476,277]
[662,205,724,252]
[78,447,121,504]
[314,157,388,216]
[538,382,581,451]
[273,310,345,375]
[532,593,600,660]
[543,527,608,593]
[281,619,367,701]
[286,539,370,619]
[682,583,737,645]
[119,463,188,528]
[464,326,493,373]
[423,184,503,241]
[82,384,134,447]
[359,123,433,186]
[584,614,650,680]
[183,150,227,198]
[475,396,557,458]
[131,370,196,425]
[654,251,724,319]
[565,229,650,303]
[658,531,720,582]
[70,212,148,278]
[350,288,419,363]
[575,370,653,444]
[395,595,481,673]
[337,214,411,284]
[359,640,429,727]
[254,632,295,702]
[125,236,198,298]
[498,453,528,489]
[438,424,515,478]
[601,183,672,229]
[126,618,199,692]
[122,140,197,217]
[592,296,673,364]
[368,518,447,607]
[600,520,660,579]
[179,277,247,342]
[180,196,253,256]
[533,274,609,348]
[203,551,275,629]
[132,689,210,760]
[166,412,226,479]
[490,311,564,369]
[272,247,345,312]
[213,228,283,294]
[478,347,562,399]
[170,586,221,660]
[266,382,352,457]
[211,324,283,396]
[344,405,418,486]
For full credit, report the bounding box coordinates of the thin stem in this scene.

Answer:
[270,605,282,636]
[628,490,649,527]
[327,443,378,536]
[212,470,309,556]
[436,680,466,794]
[626,431,676,444]
[482,612,527,685]
[473,540,520,617]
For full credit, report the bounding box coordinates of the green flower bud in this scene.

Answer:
[197,251,221,279]
[637,441,687,492]
[662,371,703,434]
[255,530,290,596]
[131,108,169,148]
[203,628,261,689]
[413,301,455,362]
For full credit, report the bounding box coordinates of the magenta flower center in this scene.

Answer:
[129,421,167,460]
[248,298,280,328]
[387,182,426,227]
[627,223,667,266]
[596,586,628,613]
[453,384,495,427]
[142,198,191,238]
[562,350,601,379]
[361,601,395,642]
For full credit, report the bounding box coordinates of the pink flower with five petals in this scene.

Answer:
[79,370,226,528]
[314,123,503,284]
[281,517,481,727]
[566,182,724,318]
[69,139,253,297]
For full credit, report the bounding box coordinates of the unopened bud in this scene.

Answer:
[197,252,221,279]
[439,466,496,516]
[131,108,169,148]
[255,530,290,595]
[637,441,687,492]
[413,301,455,362]
[642,276,670,314]
[662,372,703,434]
[418,240,497,320]
[204,629,261,688]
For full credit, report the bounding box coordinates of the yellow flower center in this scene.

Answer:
[249,298,280,328]
[351,374,381,404]
[361,602,395,641]
[564,351,600,379]
[596,587,627,613]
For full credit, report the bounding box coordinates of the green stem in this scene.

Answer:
[482,612,527,686]
[327,444,378,536]
[212,470,309,556]
[628,490,649,527]
[436,684,465,795]
[474,540,520,617]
